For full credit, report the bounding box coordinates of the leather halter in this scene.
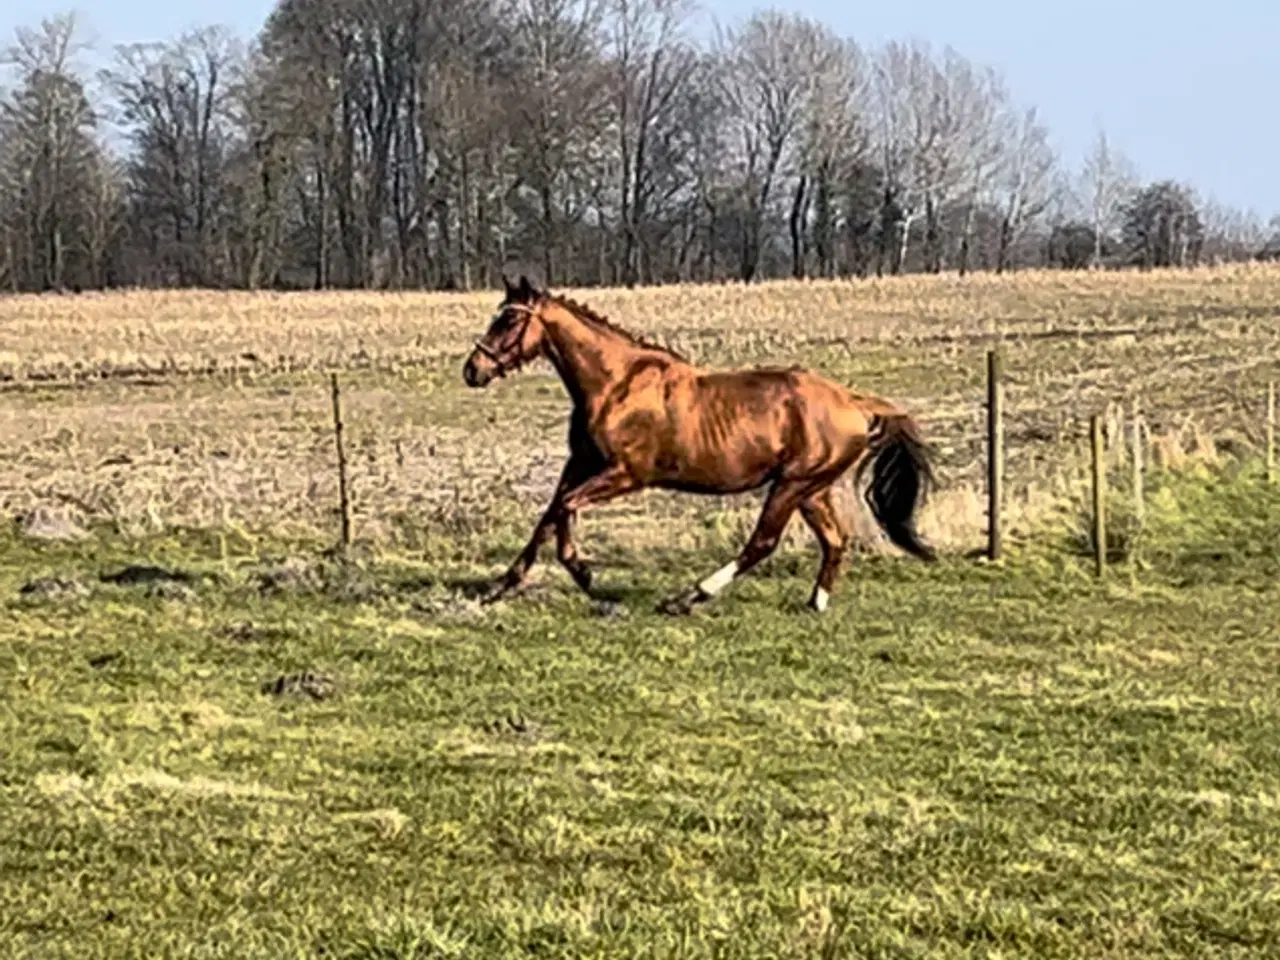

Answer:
[472,304,536,375]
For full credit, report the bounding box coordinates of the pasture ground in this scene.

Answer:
[2,265,1280,957]
[3,463,1279,958]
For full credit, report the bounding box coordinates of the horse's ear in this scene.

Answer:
[516,275,535,301]
[502,273,518,298]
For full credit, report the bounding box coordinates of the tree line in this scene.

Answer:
[2,2,1278,295]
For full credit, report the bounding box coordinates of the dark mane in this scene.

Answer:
[549,293,687,362]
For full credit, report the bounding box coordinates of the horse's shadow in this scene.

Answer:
[389,572,492,600]
[405,571,640,608]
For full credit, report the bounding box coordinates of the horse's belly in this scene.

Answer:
[657,473,772,495]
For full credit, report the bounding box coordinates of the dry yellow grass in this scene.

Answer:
[3,263,1278,559]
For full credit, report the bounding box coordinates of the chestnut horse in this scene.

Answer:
[462,275,937,614]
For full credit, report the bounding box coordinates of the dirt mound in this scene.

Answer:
[18,504,89,542]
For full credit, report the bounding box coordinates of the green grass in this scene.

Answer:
[2,465,1279,958]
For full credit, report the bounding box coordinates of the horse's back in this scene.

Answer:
[700,363,907,474]
[690,365,807,407]
[681,363,891,430]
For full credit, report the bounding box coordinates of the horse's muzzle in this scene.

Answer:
[463,351,496,388]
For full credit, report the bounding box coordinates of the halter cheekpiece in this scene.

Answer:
[472,304,536,375]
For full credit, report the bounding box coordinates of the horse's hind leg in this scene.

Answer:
[798,485,850,613]
[659,478,811,615]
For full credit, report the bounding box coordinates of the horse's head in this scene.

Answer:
[463,274,549,388]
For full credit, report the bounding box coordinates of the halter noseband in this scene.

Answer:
[472,304,536,375]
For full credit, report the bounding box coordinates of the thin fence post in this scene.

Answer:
[1131,400,1144,523]
[986,347,1003,561]
[1091,413,1106,578]
[1267,380,1276,485]
[330,372,352,553]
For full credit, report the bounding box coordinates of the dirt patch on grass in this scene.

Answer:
[261,671,338,700]
[19,576,90,599]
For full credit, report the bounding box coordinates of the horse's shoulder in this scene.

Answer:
[596,355,674,415]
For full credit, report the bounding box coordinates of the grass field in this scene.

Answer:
[3,265,1280,957]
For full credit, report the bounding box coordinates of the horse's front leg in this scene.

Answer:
[481,455,595,604]
[483,463,638,605]
[557,464,642,515]
[546,463,647,595]
[555,508,593,595]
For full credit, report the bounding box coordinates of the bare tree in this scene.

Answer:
[605,0,699,286]
[13,4,1254,291]
[715,10,823,282]
[1199,198,1267,263]
[81,149,127,286]
[256,0,348,288]
[504,0,611,286]
[216,42,298,290]
[103,26,242,285]
[871,43,990,274]
[0,13,110,291]
[788,31,869,279]
[419,1,528,290]
[1260,215,1280,260]
[678,50,729,281]
[951,67,1007,276]
[993,104,1057,272]
[913,46,994,272]
[869,40,918,274]
[1080,126,1136,268]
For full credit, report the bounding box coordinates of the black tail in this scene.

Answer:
[853,412,938,561]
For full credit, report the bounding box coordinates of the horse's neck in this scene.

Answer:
[541,305,650,406]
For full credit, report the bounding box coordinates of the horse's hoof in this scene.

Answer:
[657,589,702,616]
[479,577,518,605]
[806,586,831,614]
[566,563,593,594]
[591,599,626,619]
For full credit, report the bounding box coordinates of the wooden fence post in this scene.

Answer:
[330,372,352,553]
[1091,413,1106,578]
[1131,400,1144,522]
[986,347,1003,561]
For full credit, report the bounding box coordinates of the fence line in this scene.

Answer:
[980,365,1276,577]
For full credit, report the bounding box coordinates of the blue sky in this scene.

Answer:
[5,0,1277,218]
